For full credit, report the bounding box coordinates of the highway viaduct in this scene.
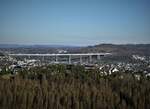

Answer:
[9,53,111,64]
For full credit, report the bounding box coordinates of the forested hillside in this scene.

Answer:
[0,65,150,109]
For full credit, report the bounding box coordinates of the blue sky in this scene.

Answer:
[0,0,150,46]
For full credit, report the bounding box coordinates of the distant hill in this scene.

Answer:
[73,44,150,56]
[0,44,80,54]
[0,44,78,48]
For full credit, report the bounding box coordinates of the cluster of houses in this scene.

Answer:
[0,55,150,80]
[97,62,150,80]
[0,56,42,74]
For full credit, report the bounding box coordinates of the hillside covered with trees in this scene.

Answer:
[0,64,150,109]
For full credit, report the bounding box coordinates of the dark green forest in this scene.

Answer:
[0,64,150,109]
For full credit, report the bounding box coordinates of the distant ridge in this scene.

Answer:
[78,44,150,56]
[0,44,79,48]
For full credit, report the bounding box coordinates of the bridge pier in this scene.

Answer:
[55,55,58,62]
[97,55,100,60]
[89,55,92,63]
[80,55,82,64]
[42,56,45,62]
[69,55,71,64]
[28,55,30,59]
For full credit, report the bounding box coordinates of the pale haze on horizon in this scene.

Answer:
[0,0,150,46]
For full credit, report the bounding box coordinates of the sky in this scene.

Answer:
[0,0,150,46]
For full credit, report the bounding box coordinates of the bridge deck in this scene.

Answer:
[9,53,111,56]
